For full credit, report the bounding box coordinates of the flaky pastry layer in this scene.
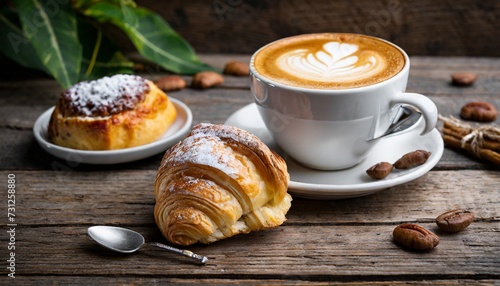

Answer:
[154,123,291,246]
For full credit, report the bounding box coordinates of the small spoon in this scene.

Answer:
[88,226,208,264]
[368,105,422,141]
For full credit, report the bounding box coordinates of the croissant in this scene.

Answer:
[48,74,177,150]
[154,123,292,246]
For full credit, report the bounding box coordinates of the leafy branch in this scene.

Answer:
[0,0,215,88]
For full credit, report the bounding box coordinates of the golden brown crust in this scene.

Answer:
[154,123,291,246]
[48,79,177,150]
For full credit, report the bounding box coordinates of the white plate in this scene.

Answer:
[225,103,444,200]
[33,98,192,165]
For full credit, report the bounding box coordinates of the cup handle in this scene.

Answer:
[391,92,438,135]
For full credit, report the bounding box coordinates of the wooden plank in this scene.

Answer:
[0,80,253,129]
[152,56,500,95]
[2,54,499,284]
[0,127,495,171]
[1,56,499,170]
[3,103,499,170]
[2,170,498,226]
[2,85,500,129]
[0,128,165,170]
[410,56,500,69]
[2,56,500,86]
[2,89,500,131]
[4,223,499,276]
[1,60,498,104]
[1,121,498,171]
[132,0,500,57]
[8,277,500,285]
[2,56,499,91]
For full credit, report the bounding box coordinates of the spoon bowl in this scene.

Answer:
[88,226,208,264]
[88,226,144,253]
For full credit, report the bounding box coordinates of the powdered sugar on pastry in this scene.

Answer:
[60,74,150,117]
[191,123,260,149]
[165,134,240,176]
[162,123,266,177]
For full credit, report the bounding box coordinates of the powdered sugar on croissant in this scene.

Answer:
[154,123,291,246]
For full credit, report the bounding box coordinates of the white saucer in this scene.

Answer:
[225,103,444,200]
[33,98,192,165]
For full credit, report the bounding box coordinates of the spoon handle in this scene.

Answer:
[149,242,208,264]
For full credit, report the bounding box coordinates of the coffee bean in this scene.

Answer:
[154,76,187,92]
[366,162,393,179]
[393,223,439,251]
[451,72,477,86]
[223,60,250,76]
[192,71,224,89]
[436,209,474,233]
[393,150,431,169]
[460,101,498,122]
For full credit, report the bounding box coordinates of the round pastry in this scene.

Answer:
[48,74,177,150]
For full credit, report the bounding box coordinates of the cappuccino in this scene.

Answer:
[253,33,405,89]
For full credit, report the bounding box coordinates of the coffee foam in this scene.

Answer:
[253,34,405,89]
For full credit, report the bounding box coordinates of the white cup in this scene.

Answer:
[250,34,438,170]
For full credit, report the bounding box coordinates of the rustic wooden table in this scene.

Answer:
[1,55,499,285]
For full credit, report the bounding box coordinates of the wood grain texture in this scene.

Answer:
[134,0,500,56]
[1,127,496,171]
[1,56,499,171]
[1,55,499,285]
[7,277,499,285]
[2,0,499,78]
[1,170,497,226]
[2,223,498,277]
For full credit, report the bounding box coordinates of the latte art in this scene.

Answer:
[278,42,384,83]
[252,33,406,89]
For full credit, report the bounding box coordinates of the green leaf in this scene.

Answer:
[14,0,82,88]
[82,52,134,80]
[81,2,216,75]
[0,8,48,73]
[77,17,134,81]
[73,0,133,10]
